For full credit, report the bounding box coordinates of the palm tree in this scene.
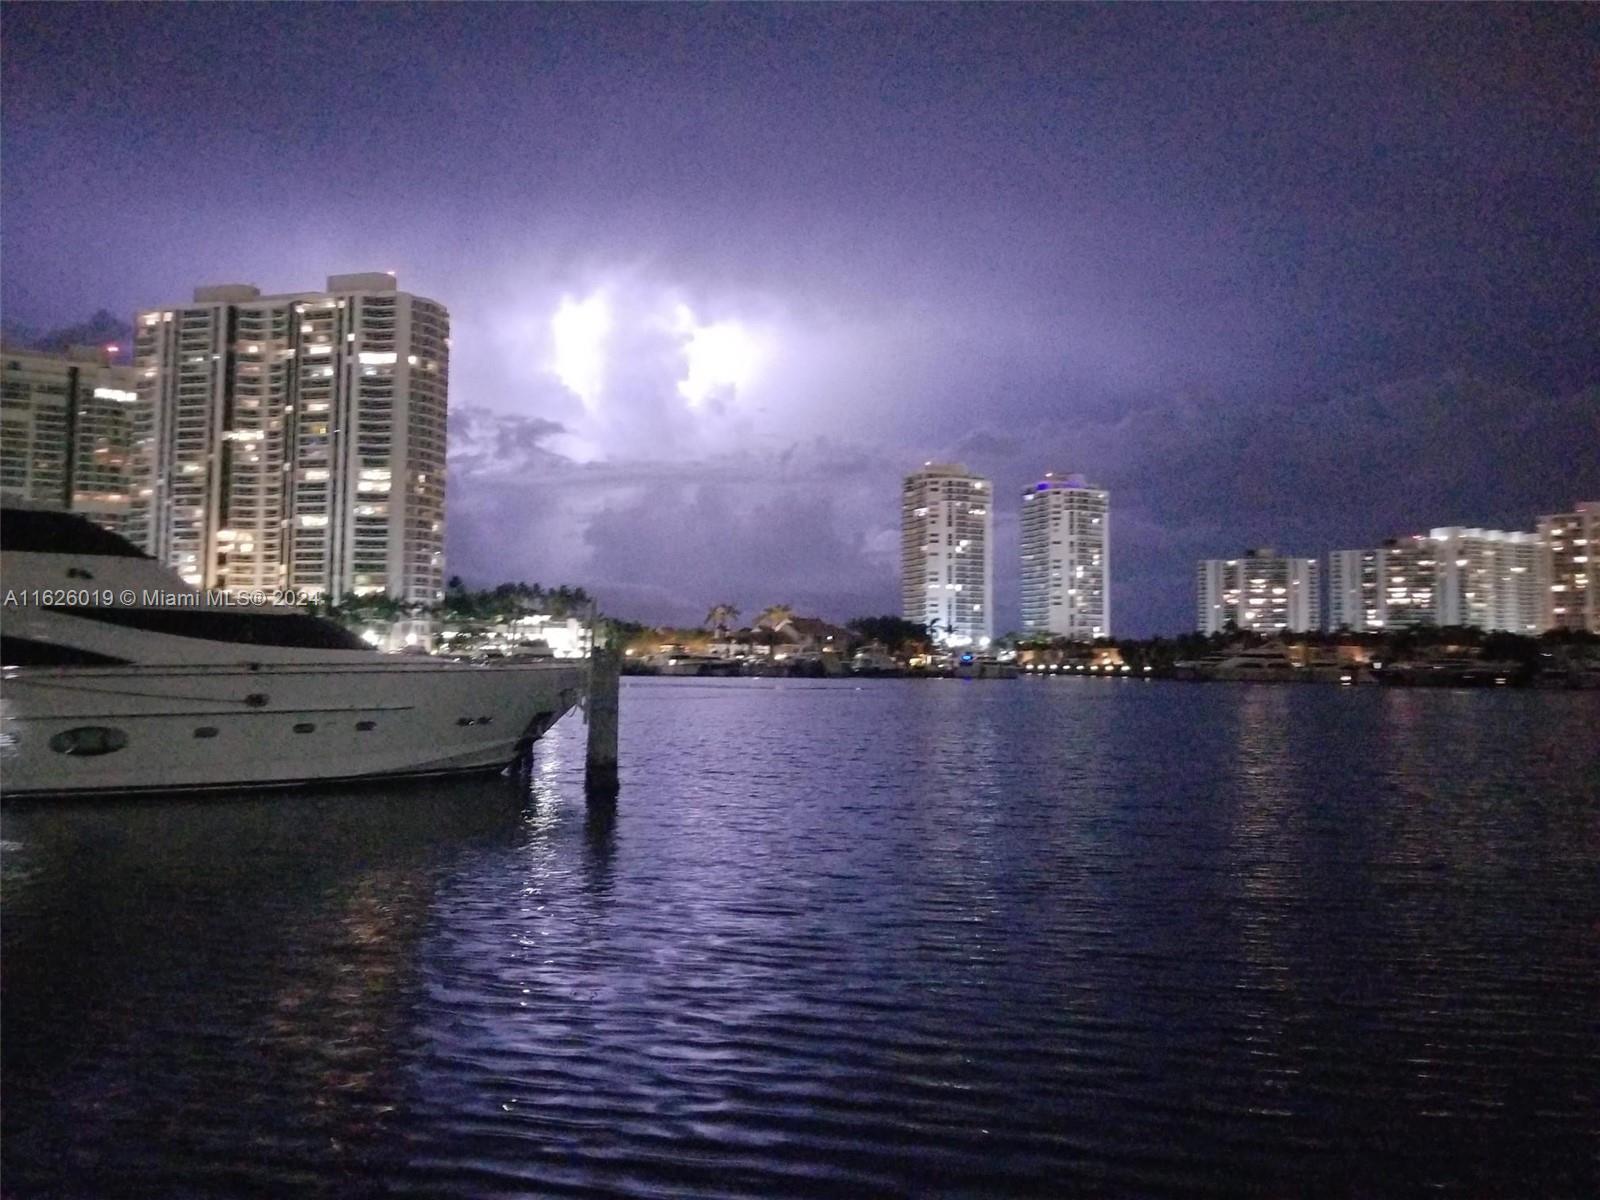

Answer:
[705,603,740,634]
[756,604,794,631]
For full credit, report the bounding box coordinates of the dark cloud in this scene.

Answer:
[927,375,1600,632]
[446,407,571,484]
[6,7,1596,632]
[443,375,1598,634]
[1,309,131,355]
[445,432,903,624]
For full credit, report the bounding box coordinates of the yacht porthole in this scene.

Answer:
[48,727,128,756]
[194,726,220,739]
[355,720,377,732]
[245,693,269,708]
[293,722,316,734]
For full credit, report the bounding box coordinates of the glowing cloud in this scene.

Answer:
[551,292,610,408]
[676,305,763,408]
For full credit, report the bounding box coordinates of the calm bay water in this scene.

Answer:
[3,677,1598,1198]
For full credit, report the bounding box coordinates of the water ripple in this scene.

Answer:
[4,680,1598,1197]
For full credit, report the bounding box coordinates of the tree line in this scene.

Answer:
[308,577,594,622]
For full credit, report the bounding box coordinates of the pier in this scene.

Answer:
[586,646,621,796]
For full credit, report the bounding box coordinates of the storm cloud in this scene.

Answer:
[5,5,1596,632]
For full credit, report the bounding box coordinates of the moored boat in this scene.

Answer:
[0,508,585,799]
[1173,645,1305,682]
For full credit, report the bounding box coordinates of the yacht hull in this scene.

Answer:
[0,661,585,799]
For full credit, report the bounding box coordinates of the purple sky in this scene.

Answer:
[5,4,1597,633]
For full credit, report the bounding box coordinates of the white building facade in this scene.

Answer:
[1327,548,1382,632]
[1537,501,1599,633]
[1373,535,1437,630]
[132,274,448,602]
[1431,527,1540,633]
[1329,528,1539,633]
[1,345,143,537]
[1020,473,1109,640]
[1196,548,1320,635]
[901,462,993,646]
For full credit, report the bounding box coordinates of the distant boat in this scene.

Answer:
[0,507,585,799]
[850,647,899,674]
[473,639,556,660]
[1375,657,1517,687]
[1173,646,1303,682]
[655,653,738,677]
[954,654,1018,680]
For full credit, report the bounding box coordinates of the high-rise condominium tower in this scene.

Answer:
[1020,473,1109,640]
[132,274,448,602]
[1326,548,1383,632]
[1537,501,1599,633]
[1431,527,1540,633]
[1,345,142,537]
[1196,548,1320,634]
[901,462,993,646]
[1329,528,1539,633]
[1373,534,1436,630]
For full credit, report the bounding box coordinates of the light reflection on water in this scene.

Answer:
[3,679,1598,1198]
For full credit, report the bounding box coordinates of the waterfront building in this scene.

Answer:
[901,462,993,646]
[132,274,448,602]
[1537,501,1600,633]
[1431,527,1541,633]
[1,344,142,537]
[1327,540,1433,631]
[1374,534,1436,630]
[1327,548,1382,631]
[1196,548,1320,635]
[1019,473,1109,640]
[1330,528,1538,633]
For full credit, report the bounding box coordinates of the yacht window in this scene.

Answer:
[1,637,130,667]
[355,720,377,731]
[50,608,371,651]
[194,727,219,739]
[48,726,128,756]
[293,723,316,733]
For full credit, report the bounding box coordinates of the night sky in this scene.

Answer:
[5,4,1597,633]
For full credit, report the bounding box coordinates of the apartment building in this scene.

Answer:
[132,274,448,602]
[1196,548,1320,634]
[0,344,142,536]
[901,462,993,646]
[1327,548,1382,632]
[1432,527,1540,633]
[1376,534,1438,630]
[1019,473,1109,640]
[1537,501,1599,633]
[1329,528,1539,633]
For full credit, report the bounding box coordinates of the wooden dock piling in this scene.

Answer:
[586,646,620,796]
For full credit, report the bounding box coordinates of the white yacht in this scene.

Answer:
[0,508,586,799]
[1174,645,1305,682]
